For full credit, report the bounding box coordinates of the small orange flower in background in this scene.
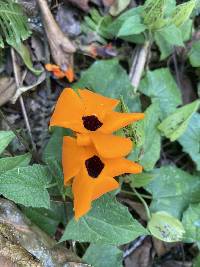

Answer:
[50,87,145,219]
[45,64,74,82]
[63,136,142,219]
[50,88,144,158]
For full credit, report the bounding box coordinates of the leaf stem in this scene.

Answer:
[132,188,151,221]
[46,182,58,189]
[121,190,152,199]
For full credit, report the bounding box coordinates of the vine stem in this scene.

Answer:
[132,188,151,221]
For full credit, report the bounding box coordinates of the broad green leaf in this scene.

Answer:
[117,15,146,37]
[188,40,200,67]
[148,211,185,242]
[164,0,176,16]
[45,159,65,198]
[155,25,184,47]
[171,0,196,27]
[61,194,148,245]
[0,153,31,175]
[146,166,200,218]
[0,164,52,208]
[127,172,155,188]
[107,7,143,37]
[178,113,200,171]
[83,244,123,267]
[75,59,140,112]
[139,68,182,119]
[154,31,173,60]
[180,19,193,42]
[13,42,43,76]
[43,127,70,162]
[0,130,15,154]
[182,203,200,247]
[22,201,66,236]
[158,100,200,141]
[129,102,161,171]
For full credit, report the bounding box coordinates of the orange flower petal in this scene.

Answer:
[92,176,119,200]
[100,111,145,133]
[45,64,59,71]
[62,136,84,185]
[78,89,119,120]
[72,168,93,220]
[50,88,86,132]
[65,67,74,82]
[90,132,132,158]
[77,133,92,146]
[104,157,143,177]
[53,70,65,78]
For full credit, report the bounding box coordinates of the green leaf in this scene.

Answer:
[182,203,200,246]
[0,130,15,154]
[61,194,148,245]
[13,42,43,76]
[0,164,52,208]
[128,172,155,188]
[148,211,185,242]
[155,24,184,49]
[107,7,143,37]
[117,15,146,37]
[139,68,182,119]
[154,31,174,60]
[146,166,200,218]
[83,244,123,267]
[83,9,113,42]
[43,127,70,162]
[158,100,200,141]
[178,113,200,171]
[129,102,161,171]
[171,0,196,27]
[180,19,193,42]
[188,40,200,67]
[22,201,66,236]
[0,0,31,48]
[75,59,139,112]
[0,153,31,175]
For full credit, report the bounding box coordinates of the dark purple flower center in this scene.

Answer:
[82,115,103,131]
[85,155,104,178]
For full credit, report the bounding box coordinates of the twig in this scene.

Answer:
[129,41,150,92]
[11,48,37,152]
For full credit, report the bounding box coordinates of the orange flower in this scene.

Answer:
[63,136,142,219]
[45,64,74,82]
[50,88,144,158]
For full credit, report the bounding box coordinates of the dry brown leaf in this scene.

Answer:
[36,0,76,68]
[0,76,16,107]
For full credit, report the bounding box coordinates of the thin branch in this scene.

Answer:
[11,48,37,152]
